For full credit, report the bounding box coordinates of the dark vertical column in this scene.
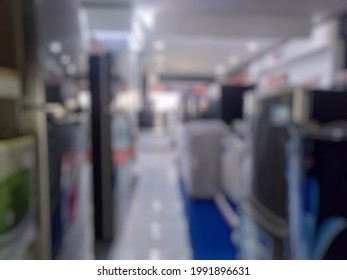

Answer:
[137,50,152,128]
[90,54,114,241]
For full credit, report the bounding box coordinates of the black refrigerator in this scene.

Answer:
[220,85,253,126]
[89,53,116,243]
[238,89,347,259]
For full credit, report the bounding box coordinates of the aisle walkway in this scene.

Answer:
[109,131,192,260]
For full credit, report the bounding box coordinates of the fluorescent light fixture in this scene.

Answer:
[94,30,129,40]
[214,64,226,76]
[247,41,259,53]
[228,55,239,66]
[60,55,71,65]
[141,9,155,28]
[153,40,166,51]
[49,41,62,54]
[66,64,76,75]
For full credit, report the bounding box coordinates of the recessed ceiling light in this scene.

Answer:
[247,41,259,53]
[228,55,239,66]
[49,41,62,54]
[153,40,166,51]
[60,54,71,65]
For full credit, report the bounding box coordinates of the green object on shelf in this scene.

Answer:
[0,169,30,233]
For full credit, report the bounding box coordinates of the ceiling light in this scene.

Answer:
[153,40,166,52]
[95,30,129,40]
[60,55,71,65]
[214,65,226,76]
[247,41,259,53]
[49,41,62,54]
[141,9,155,28]
[66,64,76,75]
[228,55,239,66]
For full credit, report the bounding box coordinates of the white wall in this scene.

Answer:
[246,18,342,91]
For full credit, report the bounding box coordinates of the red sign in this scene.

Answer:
[191,84,207,95]
[112,147,134,165]
[151,84,167,92]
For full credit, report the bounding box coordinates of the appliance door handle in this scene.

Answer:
[245,197,288,238]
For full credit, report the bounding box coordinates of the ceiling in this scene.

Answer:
[82,0,347,77]
[146,36,281,76]
[83,0,347,15]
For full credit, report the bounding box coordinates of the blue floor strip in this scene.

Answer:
[179,178,236,260]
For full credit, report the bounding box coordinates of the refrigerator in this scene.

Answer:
[238,89,347,259]
[89,53,115,242]
[220,85,253,126]
[287,123,347,260]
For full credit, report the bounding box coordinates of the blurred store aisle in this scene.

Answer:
[109,131,192,260]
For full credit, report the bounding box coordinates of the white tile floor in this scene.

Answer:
[109,130,192,260]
